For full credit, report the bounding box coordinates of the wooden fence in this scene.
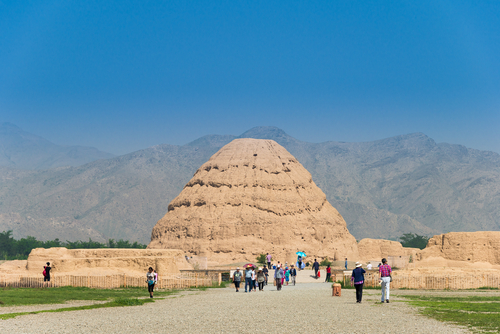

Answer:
[342,272,500,290]
[0,272,221,289]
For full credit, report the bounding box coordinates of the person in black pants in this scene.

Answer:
[262,265,269,285]
[43,262,51,286]
[351,262,366,303]
[313,259,319,278]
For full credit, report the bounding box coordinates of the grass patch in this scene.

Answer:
[0,297,155,320]
[402,295,500,333]
[0,286,175,307]
[0,283,227,320]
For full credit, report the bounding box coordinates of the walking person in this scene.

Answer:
[351,262,366,303]
[284,267,290,286]
[290,265,297,285]
[297,256,302,271]
[263,265,269,285]
[146,267,155,298]
[379,258,392,303]
[43,262,51,287]
[325,264,331,282]
[244,267,252,292]
[274,265,284,291]
[251,267,257,292]
[257,268,265,291]
[345,258,348,270]
[266,253,272,269]
[232,267,242,292]
[313,259,319,278]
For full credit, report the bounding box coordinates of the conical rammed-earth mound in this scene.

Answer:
[148,138,359,263]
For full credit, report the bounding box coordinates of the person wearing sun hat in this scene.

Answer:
[351,261,366,303]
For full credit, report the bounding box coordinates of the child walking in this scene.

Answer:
[285,268,290,285]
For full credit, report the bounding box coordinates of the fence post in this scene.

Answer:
[218,273,222,286]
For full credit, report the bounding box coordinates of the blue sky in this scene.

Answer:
[1,0,499,155]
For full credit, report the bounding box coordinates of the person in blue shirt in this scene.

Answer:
[345,258,348,270]
[351,262,366,303]
[244,267,253,292]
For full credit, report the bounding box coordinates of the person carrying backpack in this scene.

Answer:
[43,262,51,286]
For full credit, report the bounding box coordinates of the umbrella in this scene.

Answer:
[296,251,307,257]
[243,263,256,269]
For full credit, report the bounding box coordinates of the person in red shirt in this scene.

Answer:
[325,264,332,282]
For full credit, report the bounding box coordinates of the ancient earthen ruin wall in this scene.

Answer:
[149,138,359,264]
[417,231,500,265]
[358,238,419,261]
[24,248,186,275]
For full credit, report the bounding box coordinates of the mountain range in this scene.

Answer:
[0,123,114,169]
[0,125,498,243]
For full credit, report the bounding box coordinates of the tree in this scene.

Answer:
[256,254,266,264]
[399,233,429,250]
[0,230,15,259]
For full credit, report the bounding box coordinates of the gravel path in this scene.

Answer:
[1,283,469,333]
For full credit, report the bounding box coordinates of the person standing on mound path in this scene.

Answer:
[266,253,272,269]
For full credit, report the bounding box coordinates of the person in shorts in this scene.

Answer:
[146,267,155,298]
[232,268,242,292]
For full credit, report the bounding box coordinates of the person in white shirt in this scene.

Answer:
[251,268,257,292]
[367,263,373,270]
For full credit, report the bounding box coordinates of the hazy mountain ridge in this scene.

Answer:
[0,126,498,243]
[0,123,115,170]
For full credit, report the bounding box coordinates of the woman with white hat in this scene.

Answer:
[350,262,366,303]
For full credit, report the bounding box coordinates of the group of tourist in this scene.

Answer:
[230,255,393,304]
[231,261,299,293]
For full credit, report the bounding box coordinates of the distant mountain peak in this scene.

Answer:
[238,126,295,142]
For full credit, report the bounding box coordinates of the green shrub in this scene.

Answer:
[256,254,266,264]
[320,258,332,267]
[399,233,429,250]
